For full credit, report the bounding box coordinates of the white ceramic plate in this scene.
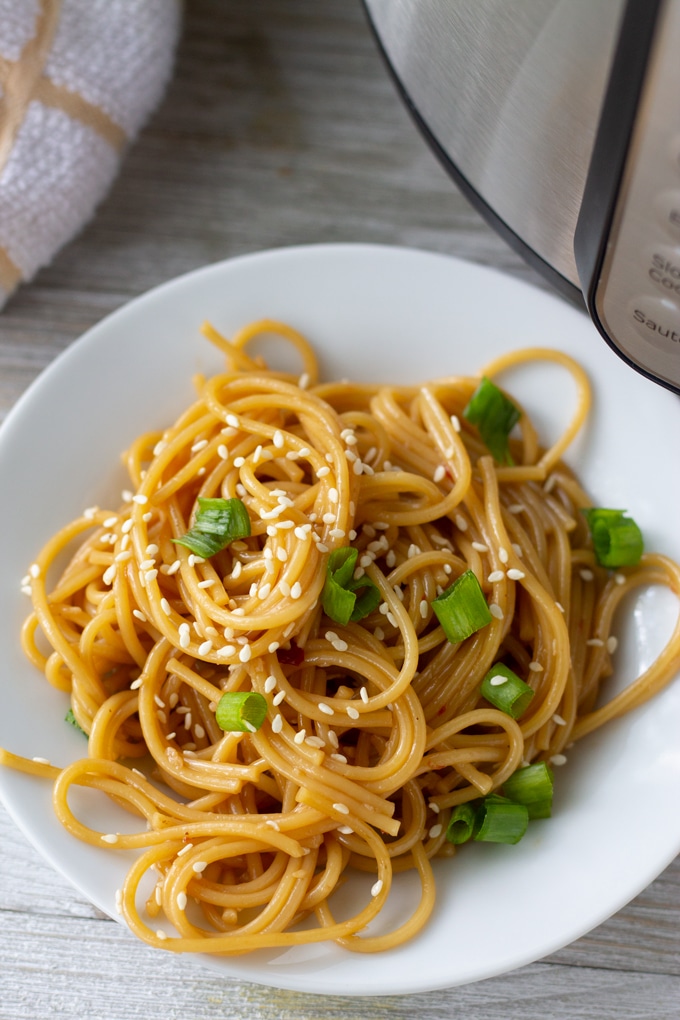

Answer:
[1,245,679,996]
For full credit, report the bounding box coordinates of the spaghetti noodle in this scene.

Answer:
[5,319,680,954]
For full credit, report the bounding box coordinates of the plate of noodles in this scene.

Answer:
[0,244,679,996]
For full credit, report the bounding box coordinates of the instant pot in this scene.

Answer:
[363,0,680,394]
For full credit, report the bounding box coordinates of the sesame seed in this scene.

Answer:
[450,414,461,432]
[133,494,148,505]
[586,638,604,647]
[407,544,421,559]
[419,599,429,619]
[132,609,147,622]
[272,714,283,733]
[328,487,339,503]
[615,573,626,585]
[265,819,281,831]
[142,512,153,522]
[433,465,446,483]
[385,550,396,568]
[83,505,99,519]
[226,414,240,428]
[273,690,286,706]
[290,581,302,600]
[429,802,440,814]
[130,677,143,690]
[346,706,360,720]
[156,709,167,724]
[144,569,158,584]
[555,602,565,613]
[606,636,618,653]
[498,547,509,564]
[488,570,504,583]
[264,676,277,694]
[154,694,165,708]
[101,833,119,844]
[176,892,187,910]
[102,565,116,586]
[550,753,567,766]
[273,430,284,448]
[292,728,307,746]
[506,568,525,581]
[239,645,252,663]
[194,724,205,739]
[156,930,168,940]
[471,542,488,553]
[299,372,310,389]
[333,802,350,815]
[319,702,334,716]
[331,638,348,652]
[177,842,193,857]
[179,623,191,649]
[489,604,504,620]
[140,558,156,570]
[198,640,213,656]
[371,879,383,897]
[31,757,51,765]
[360,687,369,704]
[192,861,208,873]
[508,504,525,514]
[552,714,567,726]
[167,559,181,575]
[528,661,543,672]
[455,514,468,532]
[429,824,443,839]
[579,568,594,582]
[317,465,330,477]
[231,560,243,579]
[488,675,507,687]
[160,598,172,616]
[268,642,280,653]
[115,550,132,563]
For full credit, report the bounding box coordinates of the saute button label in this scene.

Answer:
[644,243,680,296]
[627,295,680,353]
[655,190,680,240]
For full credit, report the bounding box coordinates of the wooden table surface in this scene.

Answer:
[1,2,678,1017]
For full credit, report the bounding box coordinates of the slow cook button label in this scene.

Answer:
[644,242,680,296]
[627,295,680,353]
[655,190,680,240]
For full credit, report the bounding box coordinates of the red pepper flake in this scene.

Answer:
[277,641,305,666]
[437,705,447,716]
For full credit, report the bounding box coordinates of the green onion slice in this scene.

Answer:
[215,691,268,732]
[431,569,492,644]
[481,662,535,719]
[65,707,87,737]
[322,547,381,626]
[463,376,521,465]
[502,762,554,819]
[445,802,478,845]
[173,496,251,558]
[582,508,643,568]
[473,794,529,844]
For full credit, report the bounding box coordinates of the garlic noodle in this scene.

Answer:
[4,318,680,954]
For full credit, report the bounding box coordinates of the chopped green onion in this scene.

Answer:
[321,547,381,625]
[473,794,529,844]
[445,802,478,845]
[582,508,643,568]
[480,662,535,719]
[65,707,87,737]
[215,691,268,732]
[173,496,251,558]
[502,762,554,819]
[431,569,492,644]
[463,376,521,465]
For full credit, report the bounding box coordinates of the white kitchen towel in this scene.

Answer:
[0,0,181,306]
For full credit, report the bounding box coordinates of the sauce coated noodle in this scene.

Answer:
[6,319,680,954]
